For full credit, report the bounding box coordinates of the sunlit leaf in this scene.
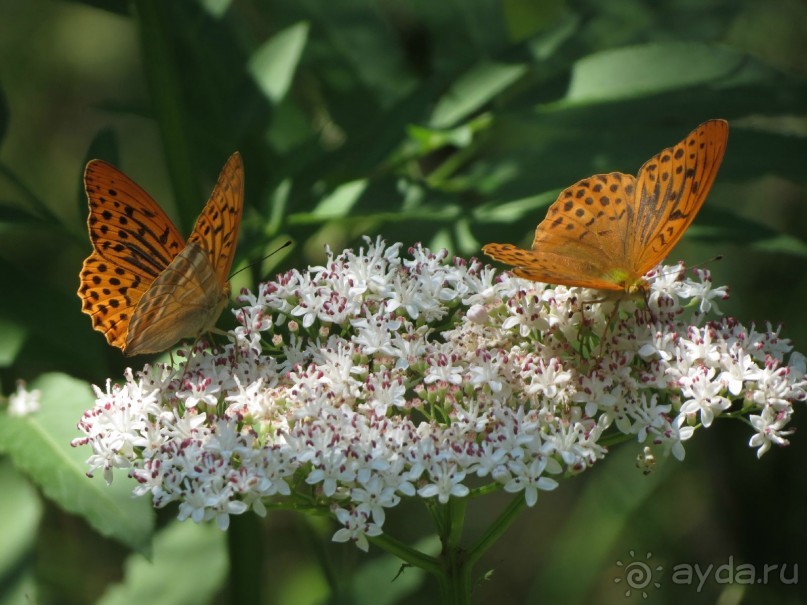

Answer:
[0,374,154,555]
[248,22,310,105]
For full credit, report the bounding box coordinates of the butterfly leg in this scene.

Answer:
[175,336,202,385]
[598,299,622,357]
[207,327,238,363]
[574,297,593,357]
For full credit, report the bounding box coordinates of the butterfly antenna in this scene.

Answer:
[229,240,293,280]
[656,255,723,281]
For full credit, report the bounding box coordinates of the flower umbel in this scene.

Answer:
[74,237,807,547]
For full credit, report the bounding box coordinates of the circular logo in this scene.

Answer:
[614,550,663,598]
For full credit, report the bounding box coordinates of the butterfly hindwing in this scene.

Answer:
[125,242,228,355]
[481,243,625,290]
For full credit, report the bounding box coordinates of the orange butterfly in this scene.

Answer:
[483,120,728,293]
[78,153,244,356]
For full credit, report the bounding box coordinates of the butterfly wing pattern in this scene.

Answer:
[78,152,244,356]
[482,120,729,293]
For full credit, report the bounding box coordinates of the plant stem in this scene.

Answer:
[439,497,472,604]
[373,494,525,603]
[369,532,442,575]
[467,494,525,566]
[227,513,264,605]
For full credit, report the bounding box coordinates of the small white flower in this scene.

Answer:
[749,405,793,457]
[423,352,464,386]
[503,457,559,507]
[332,506,383,552]
[679,366,731,428]
[7,380,41,417]
[417,462,469,503]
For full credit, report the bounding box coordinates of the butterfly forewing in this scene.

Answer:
[630,119,728,274]
[79,161,186,349]
[187,152,244,287]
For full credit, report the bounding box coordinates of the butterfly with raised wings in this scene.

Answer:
[78,153,243,356]
[482,119,729,293]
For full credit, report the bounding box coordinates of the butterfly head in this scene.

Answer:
[605,269,649,295]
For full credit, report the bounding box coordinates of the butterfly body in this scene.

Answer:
[78,153,243,356]
[483,120,729,292]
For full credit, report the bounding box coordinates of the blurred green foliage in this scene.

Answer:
[0,0,805,604]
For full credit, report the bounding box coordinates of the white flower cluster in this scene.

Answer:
[74,237,807,549]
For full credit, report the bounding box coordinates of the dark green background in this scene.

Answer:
[0,0,805,603]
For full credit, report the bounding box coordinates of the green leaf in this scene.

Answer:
[0,373,154,555]
[98,520,227,605]
[502,0,567,41]
[431,60,528,129]
[0,204,49,225]
[0,256,107,373]
[198,0,233,18]
[0,84,8,147]
[248,22,310,105]
[351,536,435,605]
[564,42,777,105]
[135,0,201,232]
[309,180,368,219]
[530,445,672,604]
[0,317,26,368]
[0,461,42,605]
[693,206,807,256]
[61,0,131,15]
[473,190,559,224]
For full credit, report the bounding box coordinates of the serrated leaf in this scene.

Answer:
[0,373,154,555]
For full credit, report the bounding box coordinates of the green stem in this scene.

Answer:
[466,494,525,566]
[439,497,472,604]
[227,513,264,605]
[369,532,442,575]
[446,497,467,551]
[0,162,62,227]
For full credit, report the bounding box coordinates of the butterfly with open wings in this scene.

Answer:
[483,119,729,293]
